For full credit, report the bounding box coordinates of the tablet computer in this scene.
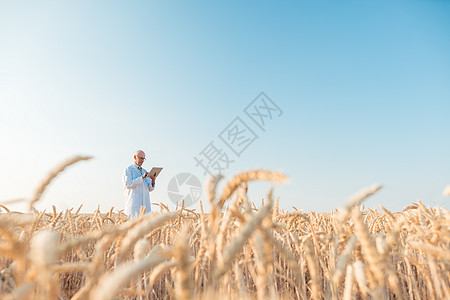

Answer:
[146,167,163,178]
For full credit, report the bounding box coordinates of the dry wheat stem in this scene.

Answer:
[88,246,167,300]
[29,155,93,210]
[2,282,35,300]
[206,174,224,204]
[215,191,274,279]
[332,235,357,286]
[218,170,287,208]
[1,166,449,300]
[174,227,194,300]
[116,212,179,261]
[337,183,383,224]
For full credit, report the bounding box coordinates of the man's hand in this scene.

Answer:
[143,172,149,179]
[150,175,156,185]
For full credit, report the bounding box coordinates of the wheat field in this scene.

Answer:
[0,158,449,299]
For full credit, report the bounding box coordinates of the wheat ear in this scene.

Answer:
[218,170,287,208]
[332,235,357,285]
[88,246,167,300]
[337,184,382,224]
[443,185,450,196]
[29,155,93,210]
[174,227,194,300]
[116,212,179,261]
[215,191,274,279]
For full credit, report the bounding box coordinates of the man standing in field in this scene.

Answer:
[122,150,156,218]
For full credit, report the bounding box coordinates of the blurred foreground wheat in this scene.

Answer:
[0,157,449,299]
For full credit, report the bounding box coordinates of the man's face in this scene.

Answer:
[134,152,146,166]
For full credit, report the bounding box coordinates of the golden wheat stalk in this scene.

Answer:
[206,174,224,204]
[218,170,288,208]
[352,207,387,297]
[215,190,274,279]
[29,155,93,210]
[343,264,354,300]
[332,235,357,286]
[443,185,450,196]
[2,166,450,300]
[88,246,167,300]
[148,259,177,288]
[2,282,35,300]
[407,241,450,261]
[337,183,382,224]
[305,239,321,300]
[353,261,369,298]
[116,212,179,261]
[173,227,194,300]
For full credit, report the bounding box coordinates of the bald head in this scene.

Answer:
[133,150,146,166]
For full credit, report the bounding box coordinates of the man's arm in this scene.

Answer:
[122,168,144,189]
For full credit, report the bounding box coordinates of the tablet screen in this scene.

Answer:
[147,167,163,177]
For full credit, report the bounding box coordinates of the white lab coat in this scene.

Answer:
[122,164,155,218]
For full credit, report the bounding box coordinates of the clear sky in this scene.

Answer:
[1,0,449,213]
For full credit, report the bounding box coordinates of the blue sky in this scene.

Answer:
[1,0,449,213]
